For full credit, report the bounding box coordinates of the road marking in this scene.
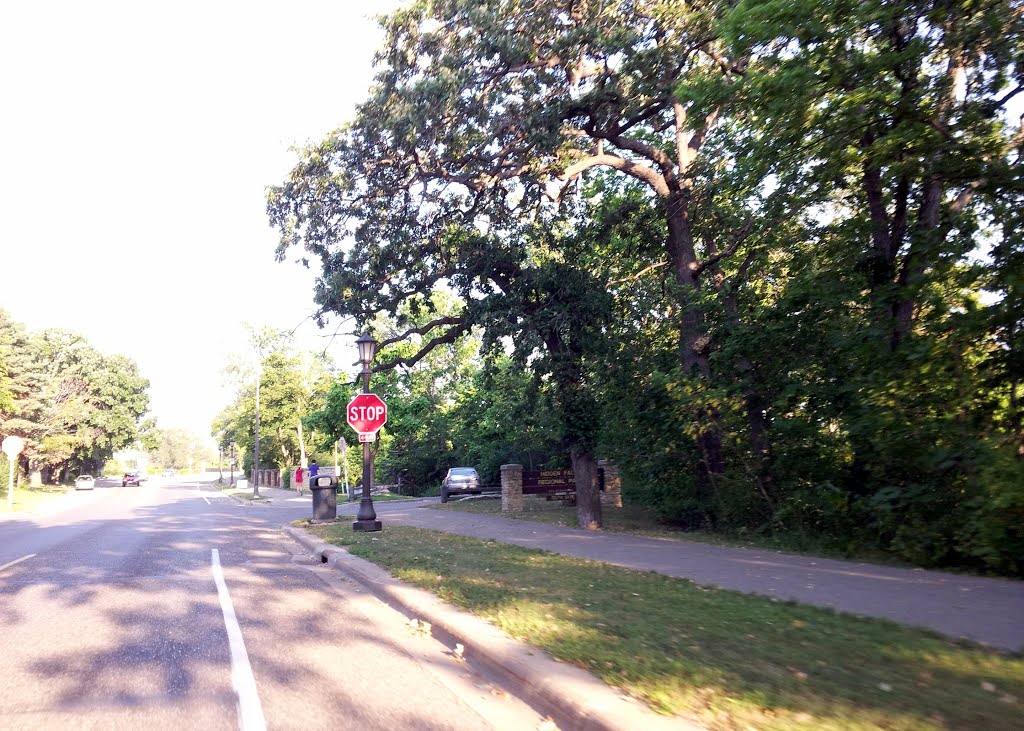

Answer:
[211,549,267,731]
[196,484,211,505]
[0,554,36,572]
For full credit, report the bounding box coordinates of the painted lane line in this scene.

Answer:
[0,554,37,572]
[196,484,211,505]
[211,549,267,731]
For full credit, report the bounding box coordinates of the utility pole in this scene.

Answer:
[253,373,261,498]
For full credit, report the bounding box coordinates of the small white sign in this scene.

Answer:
[358,433,376,443]
[2,435,25,457]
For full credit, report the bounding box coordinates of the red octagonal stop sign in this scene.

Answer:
[346,393,388,434]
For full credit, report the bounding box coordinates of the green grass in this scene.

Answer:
[341,492,420,502]
[0,485,74,513]
[307,523,1023,731]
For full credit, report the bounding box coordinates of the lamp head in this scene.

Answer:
[356,332,378,368]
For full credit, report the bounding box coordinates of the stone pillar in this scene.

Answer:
[501,463,523,513]
[598,460,622,508]
[273,469,281,487]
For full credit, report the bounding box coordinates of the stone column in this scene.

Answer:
[501,463,523,513]
[598,460,622,508]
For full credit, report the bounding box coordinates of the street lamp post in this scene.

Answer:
[353,333,382,532]
[230,440,236,486]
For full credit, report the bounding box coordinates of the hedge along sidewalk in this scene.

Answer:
[302,523,1023,731]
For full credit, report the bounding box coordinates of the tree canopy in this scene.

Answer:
[268,0,1024,572]
[0,309,151,481]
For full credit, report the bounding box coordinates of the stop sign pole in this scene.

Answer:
[350,333,384,532]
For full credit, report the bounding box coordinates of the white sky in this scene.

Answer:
[1,0,400,437]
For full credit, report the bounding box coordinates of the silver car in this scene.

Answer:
[75,475,95,490]
[441,467,480,503]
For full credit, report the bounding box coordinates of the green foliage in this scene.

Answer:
[268,0,1024,572]
[0,310,150,481]
[214,326,334,471]
[147,427,213,470]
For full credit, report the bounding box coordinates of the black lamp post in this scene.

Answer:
[353,333,382,532]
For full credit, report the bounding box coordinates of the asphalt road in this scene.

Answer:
[0,480,550,730]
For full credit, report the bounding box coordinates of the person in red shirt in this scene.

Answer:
[294,466,304,496]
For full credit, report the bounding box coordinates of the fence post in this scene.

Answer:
[501,464,523,513]
[598,460,622,508]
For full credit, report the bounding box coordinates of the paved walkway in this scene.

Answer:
[254,486,1024,652]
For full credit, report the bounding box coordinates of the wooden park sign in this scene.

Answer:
[522,468,575,496]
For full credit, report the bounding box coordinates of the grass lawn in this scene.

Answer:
[307,523,1023,731]
[0,485,74,513]
[340,492,420,502]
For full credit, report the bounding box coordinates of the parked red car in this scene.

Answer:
[122,471,143,487]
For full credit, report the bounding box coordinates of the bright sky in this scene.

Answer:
[1,0,400,437]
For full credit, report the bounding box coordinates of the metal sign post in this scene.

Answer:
[339,438,351,500]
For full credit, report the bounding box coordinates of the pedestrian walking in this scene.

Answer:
[309,460,319,479]
[294,466,304,496]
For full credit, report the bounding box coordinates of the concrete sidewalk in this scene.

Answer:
[246,484,1024,652]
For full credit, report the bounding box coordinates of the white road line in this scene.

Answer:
[0,554,36,572]
[196,484,211,505]
[211,549,267,731]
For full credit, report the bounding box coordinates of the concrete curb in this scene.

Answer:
[282,524,703,731]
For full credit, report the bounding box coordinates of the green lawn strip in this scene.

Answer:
[341,493,418,502]
[0,485,73,513]
[308,523,1022,731]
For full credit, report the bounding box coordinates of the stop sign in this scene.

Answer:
[346,393,388,434]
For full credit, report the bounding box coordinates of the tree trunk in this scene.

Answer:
[297,417,307,467]
[664,190,725,510]
[744,389,775,517]
[571,446,602,530]
[665,191,710,379]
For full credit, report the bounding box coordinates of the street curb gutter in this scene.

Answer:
[282,524,703,731]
